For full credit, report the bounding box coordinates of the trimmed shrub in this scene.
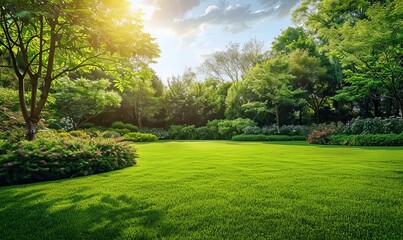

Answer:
[329,134,403,146]
[108,128,131,136]
[195,126,215,140]
[123,123,139,132]
[232,134,306,141]
[0,138,137,186]
[123,132,158,142]
[169,125,197,140]
[111,121,139,132]
[307,129,336,144]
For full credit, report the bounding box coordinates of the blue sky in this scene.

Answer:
[130,0,300,81]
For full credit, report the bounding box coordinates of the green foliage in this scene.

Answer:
[101,131,121,139]
[195,126,215,140]
[329,134,403,146]
[208,118,256,140]
[140,128,170,139]
[108,128,131,136]
[68,130,88,138]
[0,0,159,139]
[243,126,262,135]
[261,125,312,136]
[168,125,197,140]
[343,117,403,135]
[51,77,122,130]
[81,123,96,129]
[123,132,158,142]
[0,137,137,185]
[111,121,139,132]
[232,134,306,141]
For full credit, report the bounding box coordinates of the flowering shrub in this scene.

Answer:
[0,137,137,186]
[307,128,336,144]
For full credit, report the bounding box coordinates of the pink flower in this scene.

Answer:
[18,149,26,157]
[39,160,47,165]
[3,162,13,168]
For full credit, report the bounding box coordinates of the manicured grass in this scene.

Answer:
[0,141,402,239]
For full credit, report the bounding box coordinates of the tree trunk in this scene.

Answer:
[276,106,280,133]
[25,120,37,141]
[315,110,320,124]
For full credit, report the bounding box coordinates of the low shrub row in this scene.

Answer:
[168,118,257,140]
[232,134,306,141]
[0,137,137,186]
[124,132,158,142]
[329,134,403,146]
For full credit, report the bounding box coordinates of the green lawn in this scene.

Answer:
[1,141,402,239]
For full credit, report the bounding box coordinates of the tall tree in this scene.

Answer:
[51,77,121,130]
[294,0,403,117]
[0,0,159,140]
[244,56,305,129]
[198,38,267,82]
[289,50,328,123]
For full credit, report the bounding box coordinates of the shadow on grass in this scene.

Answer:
[0,187,178,240]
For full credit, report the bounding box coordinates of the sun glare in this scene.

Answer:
[129,0,156,20]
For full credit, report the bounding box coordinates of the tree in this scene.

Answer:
[289,50,329,123]
[198,38,267,82]
[272,27,316,55]
[244,56,305,129]
[120,69,160,129]
[50,77,121,130]
[294,0,403,118]
[164,69,197,125]
[0,0,159,140]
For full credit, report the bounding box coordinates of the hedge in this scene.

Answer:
[232,134,306,141]
[329,134,403,146]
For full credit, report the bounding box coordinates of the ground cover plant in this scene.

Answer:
[0,141,401,239]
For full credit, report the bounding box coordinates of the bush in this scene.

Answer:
[0,138,137,185]
[108,128,131,136]
[111,121,139,132]
[195,126,215,140]
[232,134,306,141]
[101,130,121,139]
[140,128,170,139]
[243,126,262,135]
[207,118,256,140]
[307,129,336,144]
[123,132,158,142]
[260,125,312,136]
[329,134,403,146]
[343,117,403,135]
[169,125,197,140]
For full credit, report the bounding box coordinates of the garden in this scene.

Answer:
[1,0,402,239]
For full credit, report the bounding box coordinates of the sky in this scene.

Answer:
[129,0,300,82]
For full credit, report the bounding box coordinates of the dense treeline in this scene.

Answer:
[1,0,402,135]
